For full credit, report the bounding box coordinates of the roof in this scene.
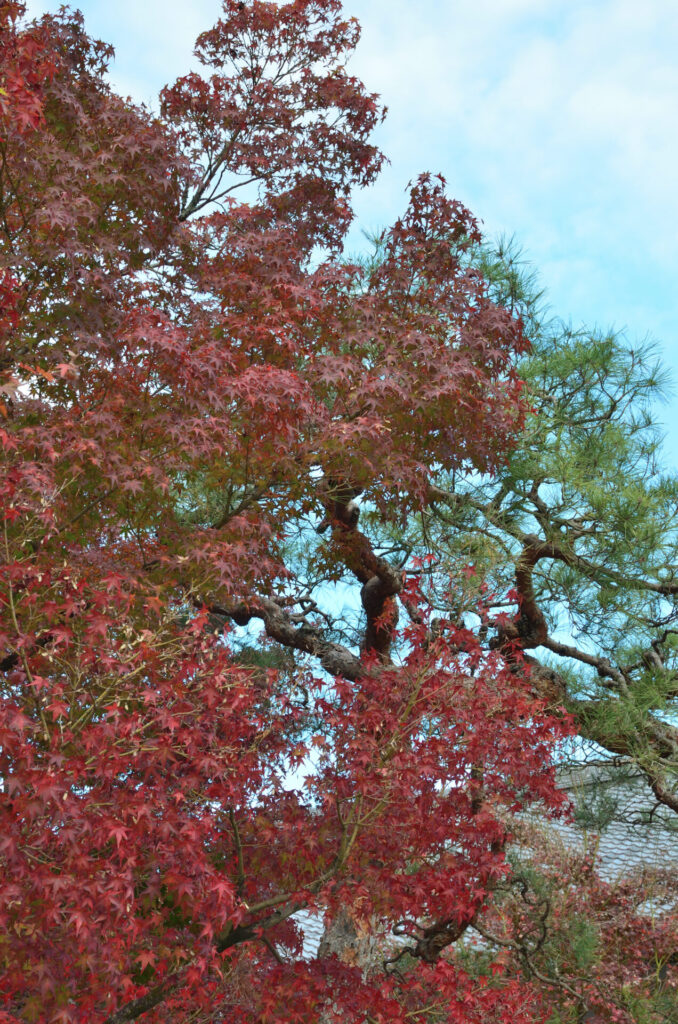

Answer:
[546,762,678,881]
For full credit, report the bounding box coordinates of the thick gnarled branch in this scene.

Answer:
[209,594,364,680]
[320,481,403,658]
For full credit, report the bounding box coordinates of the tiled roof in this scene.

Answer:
[545,763,678,881]
[292,908,325,960]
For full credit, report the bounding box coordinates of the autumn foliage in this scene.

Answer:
[0,3,578,1021]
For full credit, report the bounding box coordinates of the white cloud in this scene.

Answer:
[347,2,678,322]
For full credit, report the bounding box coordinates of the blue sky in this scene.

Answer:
[25,0,678,456]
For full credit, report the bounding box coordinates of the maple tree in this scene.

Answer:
[3,1,672,1021]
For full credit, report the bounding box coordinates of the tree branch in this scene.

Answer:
[210,595,364,680]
